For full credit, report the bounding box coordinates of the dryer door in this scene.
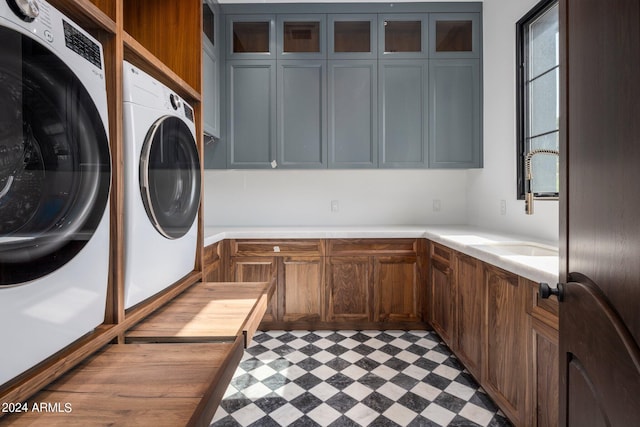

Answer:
[140,116,200,239]
[0,28,111,285]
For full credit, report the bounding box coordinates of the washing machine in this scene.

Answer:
[122,61,200,309]
[0,0,111,385]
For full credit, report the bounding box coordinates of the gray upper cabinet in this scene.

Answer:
[277,14,326,60]
[429,59,481,168]
[328,14,377,60]
[213,3,483,170]
[328,60,378,168]
[277,60,327,168]
[226,14,276,59]
[378,13,429,59]
[227,60,277,168]
[429,13,481,58]
[203,0,220,139]
[378,60,429,168]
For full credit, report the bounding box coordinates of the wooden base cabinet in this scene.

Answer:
[222,238,425,329]
[326,256,373,322]
[228,240,323,325]
[280,257,324,322]
[426,241,559,427]
[375,255,420,322]
[454,252,483,378]
[526,279,560,427]
[482,265,528,426]
[429,242,455,345]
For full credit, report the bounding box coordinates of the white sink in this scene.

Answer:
[478,242,558,257]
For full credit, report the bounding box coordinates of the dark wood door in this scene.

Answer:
[560,0,640,425]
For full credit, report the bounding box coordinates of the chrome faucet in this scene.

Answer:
[524,149,560,215]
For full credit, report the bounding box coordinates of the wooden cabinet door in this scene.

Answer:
[529,318,559,427]
[280,256,324,322]
[374,255,420,322]
[429,258,454,344]
[326,256,373,322]
[230,256,278,322]
[455,253,483,377]
[483,265,527,425]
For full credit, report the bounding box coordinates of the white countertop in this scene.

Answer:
[204,225,559,286]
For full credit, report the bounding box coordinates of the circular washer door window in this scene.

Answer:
[139,116,200,239]
[0,27,111,286]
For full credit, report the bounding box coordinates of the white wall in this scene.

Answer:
[204,0,560,241]
[468,0,559,242]
[204,169,468,226]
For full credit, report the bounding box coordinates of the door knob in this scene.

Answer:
[539,282,564,302]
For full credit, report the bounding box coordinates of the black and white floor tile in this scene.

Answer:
[210,330,512,427]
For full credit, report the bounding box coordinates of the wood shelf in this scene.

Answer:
[123,33,201,103]
[50,0,117,34]
[1,339,243,427]
[126,282,274,347]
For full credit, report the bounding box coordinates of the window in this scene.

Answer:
[516,0,559,200]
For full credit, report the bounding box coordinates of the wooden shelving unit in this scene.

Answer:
[0,0,213,417]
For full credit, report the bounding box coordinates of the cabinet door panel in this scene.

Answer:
[277,60,327,168]
[455,253,482,377]
[226,14,276,59]
[378,13,429,59]
[203,39,220,138]
[379,60,429,168]
[281,257,324,322]
[227,61,276,168]
[326,257,372,322]
[230,257,278,322]
[429,13,481,58]
[329,14,377,59]
[328,60,377,168]
[375,255,420,322]
[429,59,481,168]
[530,318,559,427]
[484,265,526,424]
[430,258,454,344]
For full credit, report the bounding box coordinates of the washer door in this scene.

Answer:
[140,116,200,239]
[0,27,111,285]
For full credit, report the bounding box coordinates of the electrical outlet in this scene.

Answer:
[331,200,339,213]
[433,199,441,212]
[500,200,507,215]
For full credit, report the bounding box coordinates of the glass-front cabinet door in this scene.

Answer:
[378,13,428,59]
[328,14,377,59]
[429,13,480,58]
[277,14,326,59]
[226,14,276,59]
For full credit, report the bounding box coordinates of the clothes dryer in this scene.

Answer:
[0,0,111,385]
[122,61,200,309]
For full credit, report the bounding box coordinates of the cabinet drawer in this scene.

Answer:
[231,239,324,257]
[430,241,453,266]
[328,238,417,255]
[526,278,559,330]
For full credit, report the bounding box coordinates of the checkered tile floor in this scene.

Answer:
[210,330,512,427]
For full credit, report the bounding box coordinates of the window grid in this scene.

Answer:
[517,0,559,199]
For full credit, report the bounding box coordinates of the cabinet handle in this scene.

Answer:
[539,282,565,302]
